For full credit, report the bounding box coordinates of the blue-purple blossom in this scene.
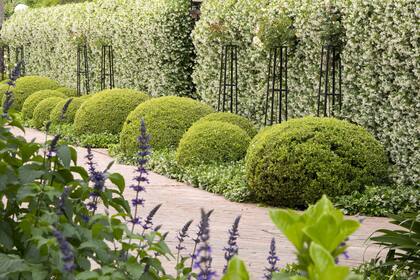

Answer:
[52,228,76,272]
[142,204,162,232]
[1,62,22,117]
[264,238,279,280]
[47,134,61,159]
[85,146,106,214]
[336,238,350,264]
[56,187,70,215]
[129,118,151,227]
[193,209,216,280]
[223,215,241,272]
[60,98,73,121]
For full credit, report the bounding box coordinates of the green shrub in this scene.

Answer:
[176,121,250,166]
[73,88,149,135]
[50,97,88,124]
[32,97,65,128]
[195,112,258,137]
[1,76,60,110]
[22,90,67,120]
[56,86,78,97]
[120,96,214,153]
[246,116,389,208]
[334,185,420,216]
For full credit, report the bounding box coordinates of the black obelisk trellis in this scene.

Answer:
[15,46,25,76]
[264,46,288,125]
[218,44,238,114]
[317,45,342,117]
[77,45,90,96]
[0,45,10,81]
[100,45,115,90]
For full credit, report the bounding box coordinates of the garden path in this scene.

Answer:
[12,127,398,278]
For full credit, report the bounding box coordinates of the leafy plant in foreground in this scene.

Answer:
[369,213,419,279]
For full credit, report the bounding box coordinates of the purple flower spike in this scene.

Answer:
[264,238,279,280]
[52,228,76,272]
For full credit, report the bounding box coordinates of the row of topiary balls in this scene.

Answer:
[1,75,389,208]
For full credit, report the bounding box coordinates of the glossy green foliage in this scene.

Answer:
[21,90,67,120]
[32,97,65,129]
[1,76,60,111]
[270,195,361,280]
[176,121,250,166]
[120,96,214,153]
[73,89,149,135]
[50,97,88,125]
[246,116,389,207]
[195,112,258,137]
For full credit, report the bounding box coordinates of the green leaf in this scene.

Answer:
[18,164,44,184]
[57,145,71,168]
[108,173,125,193]
[222,257,250,280]
[270,209,305,251]
[309,242,335,271]
[76,271,100,280]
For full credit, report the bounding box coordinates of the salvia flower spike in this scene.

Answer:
[264,238,280,280]
[52,227,76,272]
[223,215,241,272]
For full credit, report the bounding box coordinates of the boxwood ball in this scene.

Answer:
[120,96,214,153]
[176,121,251,166]
[195,112,258,137]
[1,76,60,111]
[73,88,149,135]
[245,116,389,208]
[22,90,67,120]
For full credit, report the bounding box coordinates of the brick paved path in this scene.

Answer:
[12,127,398,278]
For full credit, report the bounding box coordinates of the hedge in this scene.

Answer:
[176,121,250,166]
[120,96,214,153]
[1,0,195,97]
[245,116,389,208]
[56,87,78,97]
[193,0,419,185]
[73,88,149,135]
[32,97,65,128]
[1,76,60,111]
[22,90,67,120]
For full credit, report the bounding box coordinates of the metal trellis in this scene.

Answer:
[264,46,289,125]
[317,45,342,117]
[77,44,90,96]
[100,45,115,90]
[218,44,238,114]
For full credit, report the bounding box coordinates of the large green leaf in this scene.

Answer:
[222,257,250,280]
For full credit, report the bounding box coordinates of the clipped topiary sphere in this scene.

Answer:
[246,116,389,208]
[50,97,89,124]
[176,121,251,166]
[1,76,59,111]
[32,97,65,129]
[120,96,214,153]
[73,88,149,135]
[22,90,67,120]
[195,112,258,137]
[56,87,78,97]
